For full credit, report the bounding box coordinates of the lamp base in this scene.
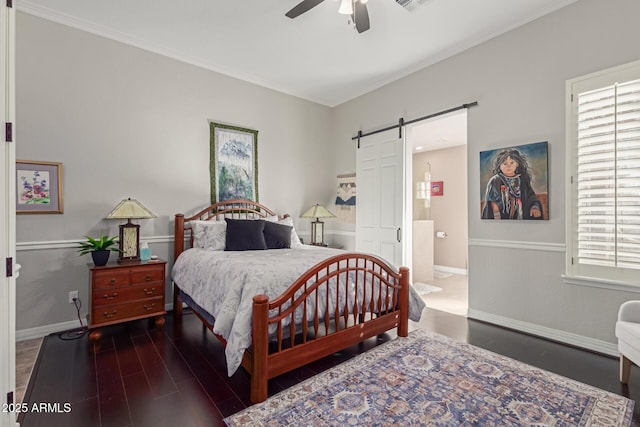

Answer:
[310,219,325,246]
[118,222,140,262]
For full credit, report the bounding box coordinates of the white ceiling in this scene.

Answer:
[411,110,467,153]
[18,0,578,107]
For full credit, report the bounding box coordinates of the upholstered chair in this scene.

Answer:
[615,301,640,383]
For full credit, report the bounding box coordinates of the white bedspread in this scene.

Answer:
[171,246,425,376]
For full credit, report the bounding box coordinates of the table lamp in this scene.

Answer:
[105,198,156,262]
[300,204,335,246]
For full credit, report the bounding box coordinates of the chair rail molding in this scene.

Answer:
[17,235,175,251]
[468,238,565,253]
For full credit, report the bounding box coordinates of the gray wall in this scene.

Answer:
[15,0,640,351]
[413,146,468,271]
[15,13,334,331]
[330,0,640,348]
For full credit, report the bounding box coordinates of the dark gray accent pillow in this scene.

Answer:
[224,219,267,251]
[264,221,292,249]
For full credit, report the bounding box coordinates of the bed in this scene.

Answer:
[171,199,424,403]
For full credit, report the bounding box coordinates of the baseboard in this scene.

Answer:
[17,303,178,341]
[468,309,618,358]
[18,306,618,359]
[434,265,468,276]
[16,319,87,342]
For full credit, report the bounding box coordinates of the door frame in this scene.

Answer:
[405,109,469,276]
[1,3,18,426]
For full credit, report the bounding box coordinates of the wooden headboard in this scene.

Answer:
[174,199,278,261]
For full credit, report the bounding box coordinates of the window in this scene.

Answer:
[566,60,640,287]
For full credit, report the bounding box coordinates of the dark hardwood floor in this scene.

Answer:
[19,308,640,426]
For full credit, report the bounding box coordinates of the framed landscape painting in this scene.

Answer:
[16,160,63,214]
[210,122,258,204]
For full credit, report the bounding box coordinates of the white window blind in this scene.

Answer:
[569,62,640,285]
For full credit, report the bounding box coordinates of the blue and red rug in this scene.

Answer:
[225,329,634,426]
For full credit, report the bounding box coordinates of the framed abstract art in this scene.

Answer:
[430,181,444,196]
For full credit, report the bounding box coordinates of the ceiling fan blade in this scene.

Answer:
[353,1,370,33]
[286,0,325,19]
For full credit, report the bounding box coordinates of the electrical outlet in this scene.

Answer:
[68,290,78,304]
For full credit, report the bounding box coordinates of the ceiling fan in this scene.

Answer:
[286,0,371,34]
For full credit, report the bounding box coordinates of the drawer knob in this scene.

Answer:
[104,292,118,301]
[144,288,155,295]
[143,303,155,311]
[110,278,116,284]
[103,310,118,318]
[145,274,151,281]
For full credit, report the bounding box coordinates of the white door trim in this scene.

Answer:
[1,3,18,425]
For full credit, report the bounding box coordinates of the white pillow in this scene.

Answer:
[192,220,226,250]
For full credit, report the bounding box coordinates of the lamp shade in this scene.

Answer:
[300,204,336,219]
[105,198,156,220]
[105,198,156,263]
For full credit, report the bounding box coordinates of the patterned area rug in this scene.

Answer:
[225,329,634,426]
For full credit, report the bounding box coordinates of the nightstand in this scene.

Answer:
[88,259,166,340]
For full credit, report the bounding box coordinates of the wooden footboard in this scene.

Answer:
[248,253,409,403]
[172,200,410,404]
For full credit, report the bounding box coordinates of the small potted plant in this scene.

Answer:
[77,235,120,266]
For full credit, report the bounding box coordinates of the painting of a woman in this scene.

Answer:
[480,142,548,220]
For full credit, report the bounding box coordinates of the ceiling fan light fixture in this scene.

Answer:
[338,0,353,15]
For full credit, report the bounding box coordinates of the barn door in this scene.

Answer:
[355,129,406,268]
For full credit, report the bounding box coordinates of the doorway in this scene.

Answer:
[407,110,469,316]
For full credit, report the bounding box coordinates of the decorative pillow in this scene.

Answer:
[276,216,303,247]
[263,221,292,249]
[225,219,267,251]
[192,220,226,250]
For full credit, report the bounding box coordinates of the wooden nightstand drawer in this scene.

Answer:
[91,297,164,326]
[131,265,164,284]
[92,282,164,307]
[93,269,130,290]
[89,259,167,339]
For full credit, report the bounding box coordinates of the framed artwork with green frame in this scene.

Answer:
[210,122,259,204]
